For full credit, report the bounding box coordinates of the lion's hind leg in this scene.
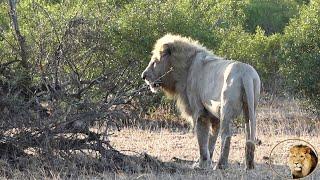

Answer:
[215,96,244,169]
[215,106,233,169]
[243,102,255,170]
[242,77,258,170]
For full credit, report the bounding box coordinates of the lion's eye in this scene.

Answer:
[153,62,157,68]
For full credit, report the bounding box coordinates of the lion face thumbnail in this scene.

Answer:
[288,145,317,179]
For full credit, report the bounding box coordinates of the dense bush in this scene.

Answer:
[0,0,319,112]
[0,0,149,163]
[280,0,320,108]
[217,27,282,92]
[244,0,301,35]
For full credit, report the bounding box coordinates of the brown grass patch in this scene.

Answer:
[1,96,319,179]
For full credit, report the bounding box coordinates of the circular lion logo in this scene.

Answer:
[269,139,318,179]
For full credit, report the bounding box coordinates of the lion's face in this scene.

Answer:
[288,146,314,177]
[141,44,172,93]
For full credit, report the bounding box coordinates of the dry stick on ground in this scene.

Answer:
[1,80,149,154]
[0,74,190,174]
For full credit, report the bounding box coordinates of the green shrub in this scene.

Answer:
[244,0,300,35]
[217,27,282,91]
[1,0,319,111]
[280,0,320,108]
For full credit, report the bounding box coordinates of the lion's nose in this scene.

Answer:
[141,72,147,80]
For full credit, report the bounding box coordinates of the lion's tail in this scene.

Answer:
[242,71,261,143]
[242,71,260,169]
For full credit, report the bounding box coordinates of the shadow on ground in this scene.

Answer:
[102,149,320,179]
[1,147,319,179]
[101,150,284,179]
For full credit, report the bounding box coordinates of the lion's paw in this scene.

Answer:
[214,162,228,170]
[192,159,213,170]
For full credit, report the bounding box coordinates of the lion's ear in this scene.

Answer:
[304,147,311,154]
[161,43,173,58]
[289,147,295,154]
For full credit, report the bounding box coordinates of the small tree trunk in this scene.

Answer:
[8,0,28,69]
[8,0,32,98]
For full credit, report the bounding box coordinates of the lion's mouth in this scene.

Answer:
[294,167,302,171]
[145,80,162,93]
[293,164,303,171]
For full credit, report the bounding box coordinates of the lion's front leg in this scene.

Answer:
[193,118,212,169]
[208,118,220,159]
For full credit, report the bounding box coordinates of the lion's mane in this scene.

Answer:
[152,34,223,123]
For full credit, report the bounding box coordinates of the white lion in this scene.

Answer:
[141,34,261,170]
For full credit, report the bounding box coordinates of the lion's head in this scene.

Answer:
[141,34,205,96]
[141,41,174,94]
[288,145,318,179]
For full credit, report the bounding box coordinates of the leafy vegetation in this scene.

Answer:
[0,0,319,110]
[0,0,319,109]
[244,0,301,35]
[280,0,320,108]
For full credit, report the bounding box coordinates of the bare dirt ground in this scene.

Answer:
[1,97,319,179]
[109,128,320,179]
[105,97,320,179]
[106,97,320,179]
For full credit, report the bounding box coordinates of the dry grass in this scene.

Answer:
[106,96,320,179]
[109,129,320,179]
[1,96,319,179]
[257,95,319,136]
